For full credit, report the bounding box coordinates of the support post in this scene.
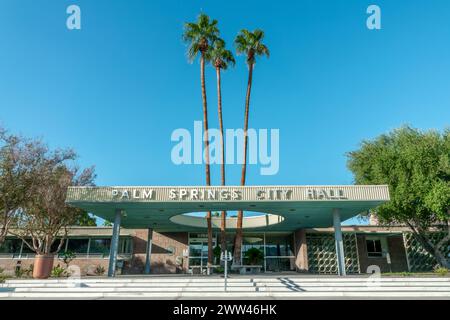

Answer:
[294,229,308,272]
[108,209,122,277]
[144,228,153,274]
[333,208,346,276]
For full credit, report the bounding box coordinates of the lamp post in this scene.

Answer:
[221,250,233,291]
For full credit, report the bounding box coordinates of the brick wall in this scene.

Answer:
[387,235,409,272]
[0,257,110,277]
[123,230,189,275]
[356,234,408,273]
[0,230,189,276]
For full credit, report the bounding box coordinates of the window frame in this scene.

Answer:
[365,236,387,258]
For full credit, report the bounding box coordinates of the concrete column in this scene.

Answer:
[144,228,153,274]
[333,208,346,276]
[294,229,308,272]
[108,209,122,277]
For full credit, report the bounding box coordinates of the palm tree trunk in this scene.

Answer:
[233,63,254,265]
[216,67,227,254]
[200,52,214,268]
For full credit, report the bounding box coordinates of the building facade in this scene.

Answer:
[1,185,446,277]
[1,226,447,276]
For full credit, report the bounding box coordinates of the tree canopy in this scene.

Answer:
[347,126,450,268]
[0,127,96,253]
[183,13,219,61]
[234,29,270,65]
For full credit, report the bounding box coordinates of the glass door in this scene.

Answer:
[188,233,217,274]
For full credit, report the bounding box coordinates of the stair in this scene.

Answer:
[1,276,450,299]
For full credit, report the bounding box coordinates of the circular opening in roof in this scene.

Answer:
[169,213,285,229]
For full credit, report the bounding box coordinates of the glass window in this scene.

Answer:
[242,234,264,265]
[266,257,296,272]
[189,243,202,257]
[119,237,132,254]
[90,238,111,255]
[20,240,35,254]
[265,234,294,256]
[66,238,89,254]
[0,239,22,255]
[50,239,65,253]
[366,239,383,257]
[189,258,202,266]
[201,243,209,256]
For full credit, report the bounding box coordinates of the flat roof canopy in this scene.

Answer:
[65,185,389,232]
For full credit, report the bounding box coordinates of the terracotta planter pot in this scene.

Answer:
[33,254,55,279]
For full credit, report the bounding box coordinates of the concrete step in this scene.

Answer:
[4,276,450,285]
[2,276,449,299]
[1,291,450,299]
[4,281,450,289]
[6,285,450,292]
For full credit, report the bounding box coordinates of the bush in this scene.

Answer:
[215,266,224,273]
[244,248,264,265]
[60,250,76,268]
[0,275,10,283]
[0,267,4,274]
[15,264,33,278]
[94,265,105,276]
[213,245,222,264]
[434,267,449,276]
[51,264,68,278]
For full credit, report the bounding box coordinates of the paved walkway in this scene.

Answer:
[1,275,450,299]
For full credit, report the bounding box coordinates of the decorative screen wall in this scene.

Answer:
[403,232,450,272]
[306,233,360,274]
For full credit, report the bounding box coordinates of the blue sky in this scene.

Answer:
[1,1,449,224]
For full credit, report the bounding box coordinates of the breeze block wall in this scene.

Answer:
[306,232,360,274]
[403,232,450,272]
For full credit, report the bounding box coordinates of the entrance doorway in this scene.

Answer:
[187,232,296,273]
[188,233,217,274]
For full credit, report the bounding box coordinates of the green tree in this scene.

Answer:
[232,29,270,265]
[183,13,220,268]
[75,212,96,226]
[207,39,235,253]
[347,126,450,268]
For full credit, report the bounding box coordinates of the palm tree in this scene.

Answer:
[183,14,219,269]
[207,39,235,254]
[232,29,269,265]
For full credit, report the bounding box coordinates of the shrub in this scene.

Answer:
[215,266,224,273]
[244,248,264,265]
[15,267,25,278]
[434,267,449,276]
[26,264,33,277]
[60,250,76,268]
[0,267,4,274]
[15,264,33,278]
[94,265,105,276]
[213,245,222,264]
[51,264,68,278]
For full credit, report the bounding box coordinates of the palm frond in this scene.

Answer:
[182,13,221,62]
[234,29,269,64]
[187,43,200,62]
[209,38,235,70]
